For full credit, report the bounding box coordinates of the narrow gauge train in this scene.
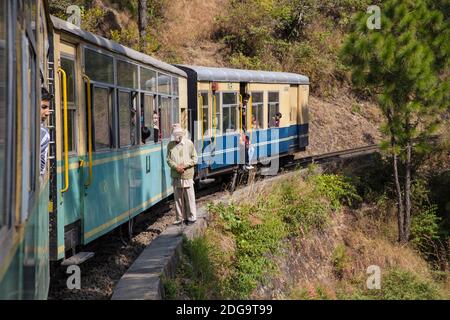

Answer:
[0,3,309,299]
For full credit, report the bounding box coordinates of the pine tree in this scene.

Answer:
[138,0,148,51]
[341,0,449,243]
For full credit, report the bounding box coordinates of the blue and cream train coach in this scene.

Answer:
[49,16,188,261]
[177,65,310,177]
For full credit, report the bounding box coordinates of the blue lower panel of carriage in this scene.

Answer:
[56,142,173,259]
[0,182,50,299]
[196,123,309,171]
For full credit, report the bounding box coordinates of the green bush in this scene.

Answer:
[380,269,442,300]
[344,268,443,300]
[309,174,362,210]
[411,205,441,252]
[332,244,349,279]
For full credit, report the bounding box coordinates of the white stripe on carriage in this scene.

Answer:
[199,135,302,157]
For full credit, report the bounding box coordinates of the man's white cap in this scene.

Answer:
[172,123,184,136]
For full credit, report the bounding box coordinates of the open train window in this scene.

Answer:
[172,77,179,96]
[222,92,238,133]
[199,92,209,136]
[268,92,280,128]
[172,98,179,125]
[250,92,264,130]
[159,96,171,139]
[60,56,77,153]
[92,86,113,150]
[213,92,221,135]
[118,90,138,148]
[24,41,38,195]
[141,93,158,143]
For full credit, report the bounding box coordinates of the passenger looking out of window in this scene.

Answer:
[252,115,258,129]
[275,112,282,127]
[153,110,159,143]
[131,105,137,145]
[40,87,53,177]
[239,93,254,170]
[240,93,250,132]
[270,112,282,128]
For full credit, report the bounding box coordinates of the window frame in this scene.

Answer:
[139,66,157,93]
[268,91,280,128]
[83,46,115,86]
[157,73,171,96]
[158,94,173,140]
[60,53,78,155]
[91,84,114,152]
[198,91,210,138]
[221,91,239,135]
[115,58,139,90]
[250,91,265,130]
[141,92,158,144]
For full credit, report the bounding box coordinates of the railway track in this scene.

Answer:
[289,144,379,168]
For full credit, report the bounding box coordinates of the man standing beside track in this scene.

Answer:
[166,124,198,225]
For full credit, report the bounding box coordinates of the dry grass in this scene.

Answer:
[154,0,229,64]
[279,204,447,299]
[304,93,383,156]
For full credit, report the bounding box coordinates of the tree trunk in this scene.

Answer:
[386,107,406,243]
[404,138,412,242]
[138,0,147,50]
[393,152,406,243]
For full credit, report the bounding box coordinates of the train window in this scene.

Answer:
[0,0,6,229]
[172,98,179,125]
[84,49,114,84]
[159,96,171,139]
[26,45,37,195]
[61,57,77,153]
[142,94,154,142]
[172,77,179,96]
[213,92,221,134]
[158,74,171,95]
[251,92,264,130]
[268,92,280,128]
[200,92,209,136]
[140,67,157,92]
[117,60,138,89]
[118,91,137,147]
[93,87,113,150]
[222,92,238,133]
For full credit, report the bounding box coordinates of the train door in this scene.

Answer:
[128,93,155,220]
[117,89,136,224]
[57,42,84,256]
[82,83,116,244]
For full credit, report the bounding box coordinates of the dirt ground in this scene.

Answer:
[305,93,383,156]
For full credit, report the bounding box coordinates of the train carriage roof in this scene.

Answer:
[176,65,309,85]
[51,16,186,78]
